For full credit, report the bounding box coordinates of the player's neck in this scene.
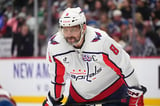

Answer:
[74,36,85,49]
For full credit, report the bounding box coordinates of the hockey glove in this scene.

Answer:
[42,92,66,106]
[128,85,147,106]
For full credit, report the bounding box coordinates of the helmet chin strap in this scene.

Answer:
[73,24,85,46]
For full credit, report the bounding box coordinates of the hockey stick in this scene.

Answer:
[59,98,128,106]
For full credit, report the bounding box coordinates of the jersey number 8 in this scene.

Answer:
[110,44,119,55]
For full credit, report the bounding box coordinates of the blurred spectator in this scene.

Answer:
[111,32,126,48]
[119,19,129,42]
[7,12,26,34]
[13,0,28,12]
[26,13,36,33]
[135,12,144,32]
[112,9,128,27]
[98,12,111,33]
[50,1,61,33]
[119,0,132,20]
[38,11,48,56]
[143,21,160,55]
[85,11,98,28]
[136,0,152,21]
[99,24,108,33]
[119,21,134,55]
[108,9,127,34]
[87,19,99,28]
[84,0,95,12]
[0,12,4,30]
[91,0,104,20]
[153,1,160,20]
[134,32,157,56]
[156,29,160,54]
[105,0,117,19]
[3,1,13,19]
[38,0,47,24]
[11,24,34,57]
[125,21,139,55]
[0,15,12,38]
[0,0,160,56]
[0,85,16,106]
[151,0,160,31]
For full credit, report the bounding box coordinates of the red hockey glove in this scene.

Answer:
[42,92,65,106]
[128,85,147,106]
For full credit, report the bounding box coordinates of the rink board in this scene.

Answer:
[0,57,160,105]
[12,96,160,105]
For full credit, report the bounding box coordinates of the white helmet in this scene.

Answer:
[59,7,86,27]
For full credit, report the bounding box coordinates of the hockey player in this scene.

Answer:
[43,7,146,106]
[0,85,16,106]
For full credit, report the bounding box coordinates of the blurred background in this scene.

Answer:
[0,0,160,106]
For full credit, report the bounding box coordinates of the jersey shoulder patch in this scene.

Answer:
[49,35,59,45]
[91,32,102,42]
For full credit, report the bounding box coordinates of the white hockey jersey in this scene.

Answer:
[46,26,139,102]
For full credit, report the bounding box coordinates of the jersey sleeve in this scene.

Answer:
[46,42,67,100]
[102,33,140,87]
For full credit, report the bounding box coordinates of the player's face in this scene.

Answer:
[62,25,81,45]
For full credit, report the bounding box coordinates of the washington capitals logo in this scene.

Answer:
[92,32,102,42]
[50,35,59,45]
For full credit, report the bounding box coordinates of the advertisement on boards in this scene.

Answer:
[0,58,50,96]
[0,57,160,105]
